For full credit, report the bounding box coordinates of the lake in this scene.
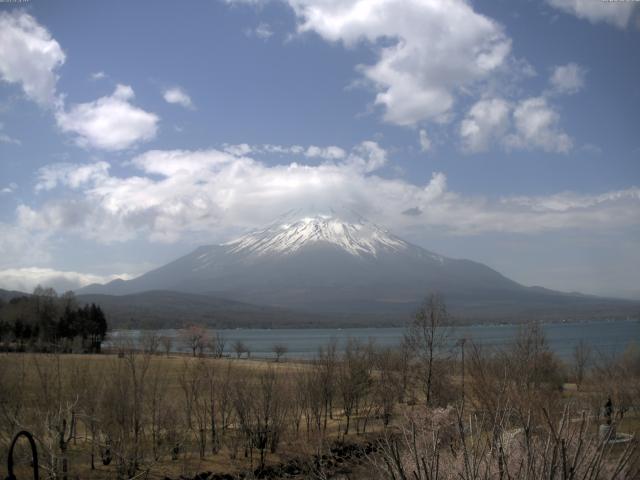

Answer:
[107,319,640,361]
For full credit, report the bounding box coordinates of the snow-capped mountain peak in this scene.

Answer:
[77,210,623,324]
[223,211,409,257]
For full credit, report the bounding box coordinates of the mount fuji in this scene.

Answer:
[78,210,638,326]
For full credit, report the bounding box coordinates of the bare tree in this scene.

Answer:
[467,340,509,428]
[337,339,370,435]
[397,338,414,403]
[72,357,105,471]
[373,347,400,428]
[159,335,173,357]
[181,325,208,357]
[100,348,153,479]
[511,322,564,418]
[233,368,289,470]
[405,293,451,406]
[589,343,640,422]
[467,324,563,428]
[178,359,197,432]
[371,404,640,480]
[316,339,338,430]
[289,373,306,436]
[31,353,77,480]
[192,361,210,458]
[272,343,288,362]
[573,339,591,391]
[301,368,325,439]
[140,331,160,355]
[208,331,226,358]
[217,362,235,437]
[146,357,170,460]
[233,340,248,359]
[203,360,220,454]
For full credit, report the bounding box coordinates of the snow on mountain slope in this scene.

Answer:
[76,209,640,322]
[78,209,523,312]
[224,212,411,258]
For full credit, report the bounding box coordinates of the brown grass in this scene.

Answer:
[0,352,373,479]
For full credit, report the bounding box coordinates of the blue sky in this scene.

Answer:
[0,0,639,298]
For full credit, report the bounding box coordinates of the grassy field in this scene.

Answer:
[1,345,638,480]
[0,352,384,479]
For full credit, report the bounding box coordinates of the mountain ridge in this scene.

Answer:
[77,211,640,324]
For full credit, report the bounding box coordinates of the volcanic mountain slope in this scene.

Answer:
[79,210,638,321]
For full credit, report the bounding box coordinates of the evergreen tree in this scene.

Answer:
[0,292,108,353]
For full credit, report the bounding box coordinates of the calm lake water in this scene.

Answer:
[107,319,640,361]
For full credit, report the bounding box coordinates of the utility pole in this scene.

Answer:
[458,337,467,412]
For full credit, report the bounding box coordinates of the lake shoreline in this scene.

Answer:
[108,315,640,331]
[106,318,640,362]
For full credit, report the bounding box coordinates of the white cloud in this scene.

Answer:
[91,71,106,80]
[1,182,17,194]
[286,0,511,126]
[131,149,233,176]
[460,90,575,153]
[35,161,110,192]
[305,145,346,160]
[0,223,51,269]
[0,122,21,145]
[263,144,305,155]
[419,129,431,152]
[423,171,447,203]
[547,0,637,28]
[346,141,387,172]
[505,188,640,212]
[56,84,159,151]
[0,267,131,293]
[505,96,573,153]
[16,145,640,244]
[247,22,274,39]
[17,201,105,238]
[163,86,194,109]
[550,63,586,95]
[0,13,159,155]
[224,142,346,160]
[0,11,65,106]
[460,98,510,153]
[0,133,20,145]
[223,143,253,156]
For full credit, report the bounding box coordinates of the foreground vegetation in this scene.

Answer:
[0,295,638,479]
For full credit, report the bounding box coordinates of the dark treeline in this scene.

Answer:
[0,286,107,353]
